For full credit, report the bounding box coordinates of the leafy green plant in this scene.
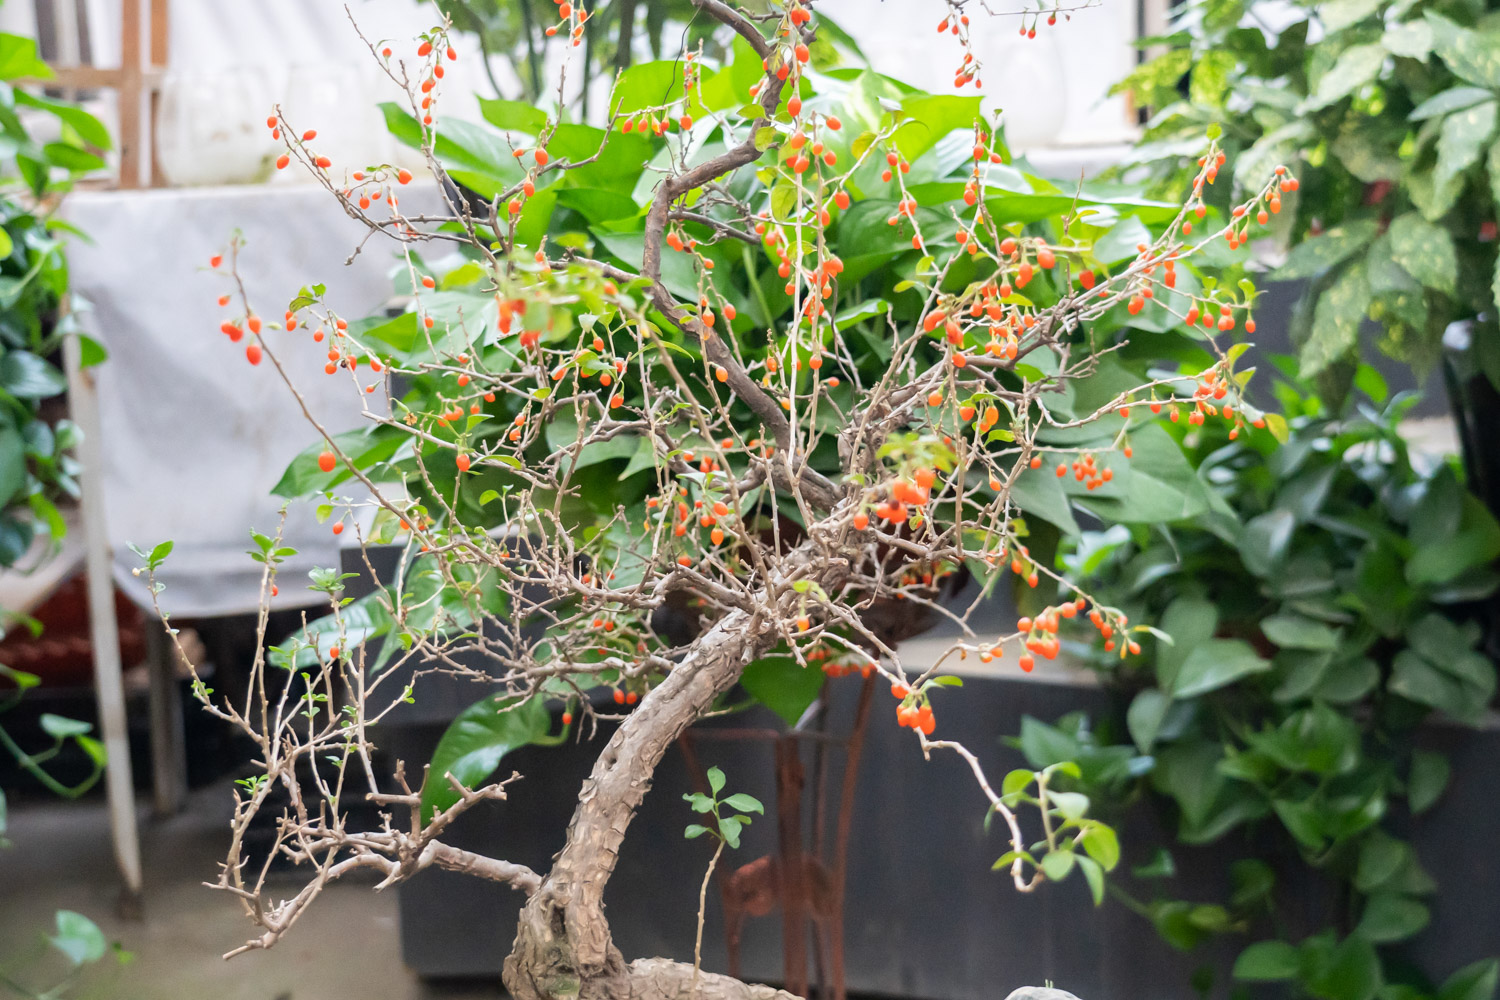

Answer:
[0,29,121,1000]
[1023,372,1498,1000]
[1114,0,1500,398]
[0,31,111,562]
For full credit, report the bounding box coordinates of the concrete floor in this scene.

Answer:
[0,781,503,1000]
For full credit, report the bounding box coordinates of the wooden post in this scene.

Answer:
[62,323,144,909]
[118,0,141,188]
[144,618,186,816]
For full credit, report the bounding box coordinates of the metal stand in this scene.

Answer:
[679,675,876,1000]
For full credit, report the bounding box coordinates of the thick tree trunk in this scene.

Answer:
[504,608,780,1000]
[504,539,849,1000]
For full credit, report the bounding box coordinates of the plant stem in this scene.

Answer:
[692,838,726,997]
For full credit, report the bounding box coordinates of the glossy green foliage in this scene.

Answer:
[1116,0,1500,396]
[1038,377,1499,1000]
[0,32,111,564]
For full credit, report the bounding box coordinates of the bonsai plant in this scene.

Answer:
[139,3,1303,998]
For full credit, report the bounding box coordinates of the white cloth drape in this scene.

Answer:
[64,182,442,617]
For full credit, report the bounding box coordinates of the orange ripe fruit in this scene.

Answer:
[332,521,344,535]
[456,453,471,472]
[928,390,943,407]
[677,554,692,567]
[853,512,869,530]
[318,451,336,473]
[209,254,223,268]
[397,168,413,184]
[788,95,802,115]
[276,154,290,170]
[245,344,262,365]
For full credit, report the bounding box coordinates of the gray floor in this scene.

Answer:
[0,781,502,1000]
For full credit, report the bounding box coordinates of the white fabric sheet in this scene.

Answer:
[64,183,441,617]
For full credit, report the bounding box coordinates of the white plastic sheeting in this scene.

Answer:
[63,182,442,616]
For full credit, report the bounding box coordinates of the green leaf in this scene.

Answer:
[1262,614,1340,651]
[1389,650,1494,725]
[1001,768,1036,797]
[1272,220,1378,281]
[1126,688,1172,753]
[272,425,406,498]
[1081,823,1120,870]
[1437,99,1498,198]
[1409,750,1451,813]
[717,814,744,848]
[1240,509,1296,577]
[1411,87,1496,122]
[0,33,54,81]
[893,93,982,163]
[684,823,711,839]
[1155,595,1218,694]
[1172,639,1271,699]
[1407,492,1500,585]
[39,713,93,738]
[477,98,549,134]
[1425,13,1500,89]
[1320,0,1381,31]
[1074,423,1211,524]
[1189,50,1236,107]
[1049,791,1090,821]
[1354,893,1430,943]
[0,351,67,398]
[1076,854,1106,904]
[1040,849,1077,881]
[722,792,763,814]
[739,655,824,726]
[1306,935,1382,1000]
[1232,941,1301,981]
[1303,44,1385,111]
[49,910,106,966]
[421,694,550,823]
[1384,20,1434,58]
[1299,261,1370,378]
[1439,959,1500,1000]
[14,90,110,148]
[707,766,727,795]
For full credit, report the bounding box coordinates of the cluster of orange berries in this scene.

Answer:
[1055,452,1114,491]
[504,144,551,216]
[267,118,334,173]
[813,648,877,679]
[1222,165,1296,249]
[746,5,813,112]
[543,0,589,46]
[342,165,415,213]
[854,466,937,527]
[644,486,738,556]
[891,682,937,735]
[410,37,457,125]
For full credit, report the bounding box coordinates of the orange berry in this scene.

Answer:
[318,451,336,473]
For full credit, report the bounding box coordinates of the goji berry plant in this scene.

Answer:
[141,4,1298,998]
[1021,375,1498,1000]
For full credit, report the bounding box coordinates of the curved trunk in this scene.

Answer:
[503,608,779,1000]
[505,539,849,1000]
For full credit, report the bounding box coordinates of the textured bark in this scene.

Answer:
[504,531,852,1000]
[503,607,781,1000]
